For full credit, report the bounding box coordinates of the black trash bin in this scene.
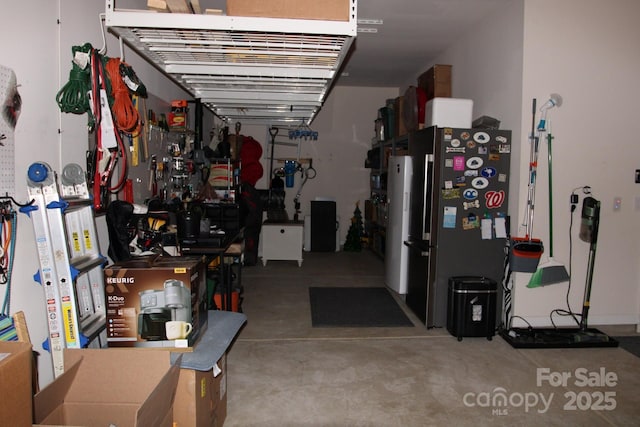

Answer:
[447,276,497,341]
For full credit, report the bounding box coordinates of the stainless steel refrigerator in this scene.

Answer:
[385,155,413,294]
[405,126,511,327]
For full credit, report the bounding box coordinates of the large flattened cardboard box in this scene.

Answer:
[174,353,228,427]
[104,255,207,348]
[227,0,351,21]
[33,348,181,427]
[0,341,32,427]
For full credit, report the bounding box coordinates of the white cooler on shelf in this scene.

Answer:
[425,98,473,128]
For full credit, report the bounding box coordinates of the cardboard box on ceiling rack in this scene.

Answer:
[226,0,351,21]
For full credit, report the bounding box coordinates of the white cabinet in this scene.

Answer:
[260,222,304,266]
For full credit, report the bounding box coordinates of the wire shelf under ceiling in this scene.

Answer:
[104,0,357,126]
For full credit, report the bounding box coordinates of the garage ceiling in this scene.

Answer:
[107,0,512,123]
[338,0,512,87]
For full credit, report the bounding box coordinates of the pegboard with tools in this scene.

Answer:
[0,65,20,196]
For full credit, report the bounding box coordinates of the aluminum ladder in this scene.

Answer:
[22,162,107,377]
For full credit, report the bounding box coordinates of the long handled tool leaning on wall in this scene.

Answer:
[509,99,545,274]
[527,110,570,287]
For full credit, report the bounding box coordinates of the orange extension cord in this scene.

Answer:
[105,57,141,135]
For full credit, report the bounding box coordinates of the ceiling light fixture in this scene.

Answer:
[357,28,378,34]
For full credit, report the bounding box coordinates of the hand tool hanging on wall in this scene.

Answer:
[235,121,243,158]
[293,159,317,222]
[288,122,318,141]
[268,126,278,188]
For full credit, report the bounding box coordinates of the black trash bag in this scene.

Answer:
[106,200,135,262]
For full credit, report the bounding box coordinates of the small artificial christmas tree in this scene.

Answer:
[343,201,364,252]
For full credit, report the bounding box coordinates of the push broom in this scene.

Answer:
[528,98,570,287]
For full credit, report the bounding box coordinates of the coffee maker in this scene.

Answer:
[138,279,191,340]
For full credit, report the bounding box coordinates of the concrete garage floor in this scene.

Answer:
[224,250,640,426]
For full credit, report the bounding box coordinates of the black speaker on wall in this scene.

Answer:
[311,200,336,252]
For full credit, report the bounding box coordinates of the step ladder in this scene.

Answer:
[21,162,107,377]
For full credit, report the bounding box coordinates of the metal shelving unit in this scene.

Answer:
[104,0,357,125]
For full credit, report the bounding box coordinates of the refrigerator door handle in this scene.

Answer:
[422,154,434,240]
[404,240,430,256]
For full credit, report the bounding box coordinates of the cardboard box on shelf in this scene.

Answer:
[33,348,181,427]
[227,0,351,21]
[104,256,208,349]
[0,341,32,427]
[418,64,452,100]
[394,96,407,137]
[174,353,227,427]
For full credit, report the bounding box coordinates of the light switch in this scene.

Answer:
[613,197,622,211]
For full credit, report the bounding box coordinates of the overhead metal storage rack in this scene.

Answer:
[104,0,357,125]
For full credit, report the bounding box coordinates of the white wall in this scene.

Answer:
[2,0,64,390]
[259,86,400,245]
[2,0,192,388]
[513,0,640,327]
[420,0,640,328]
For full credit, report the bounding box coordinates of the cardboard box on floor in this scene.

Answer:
[174,353,227,427]
[31,349,228,427]
[0,341,33,427]
[171,310,246,426]
[33,348,182,427]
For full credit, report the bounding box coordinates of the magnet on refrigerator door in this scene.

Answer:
[443,206,457,228]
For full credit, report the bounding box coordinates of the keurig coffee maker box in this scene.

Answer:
[104,255,207,348]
